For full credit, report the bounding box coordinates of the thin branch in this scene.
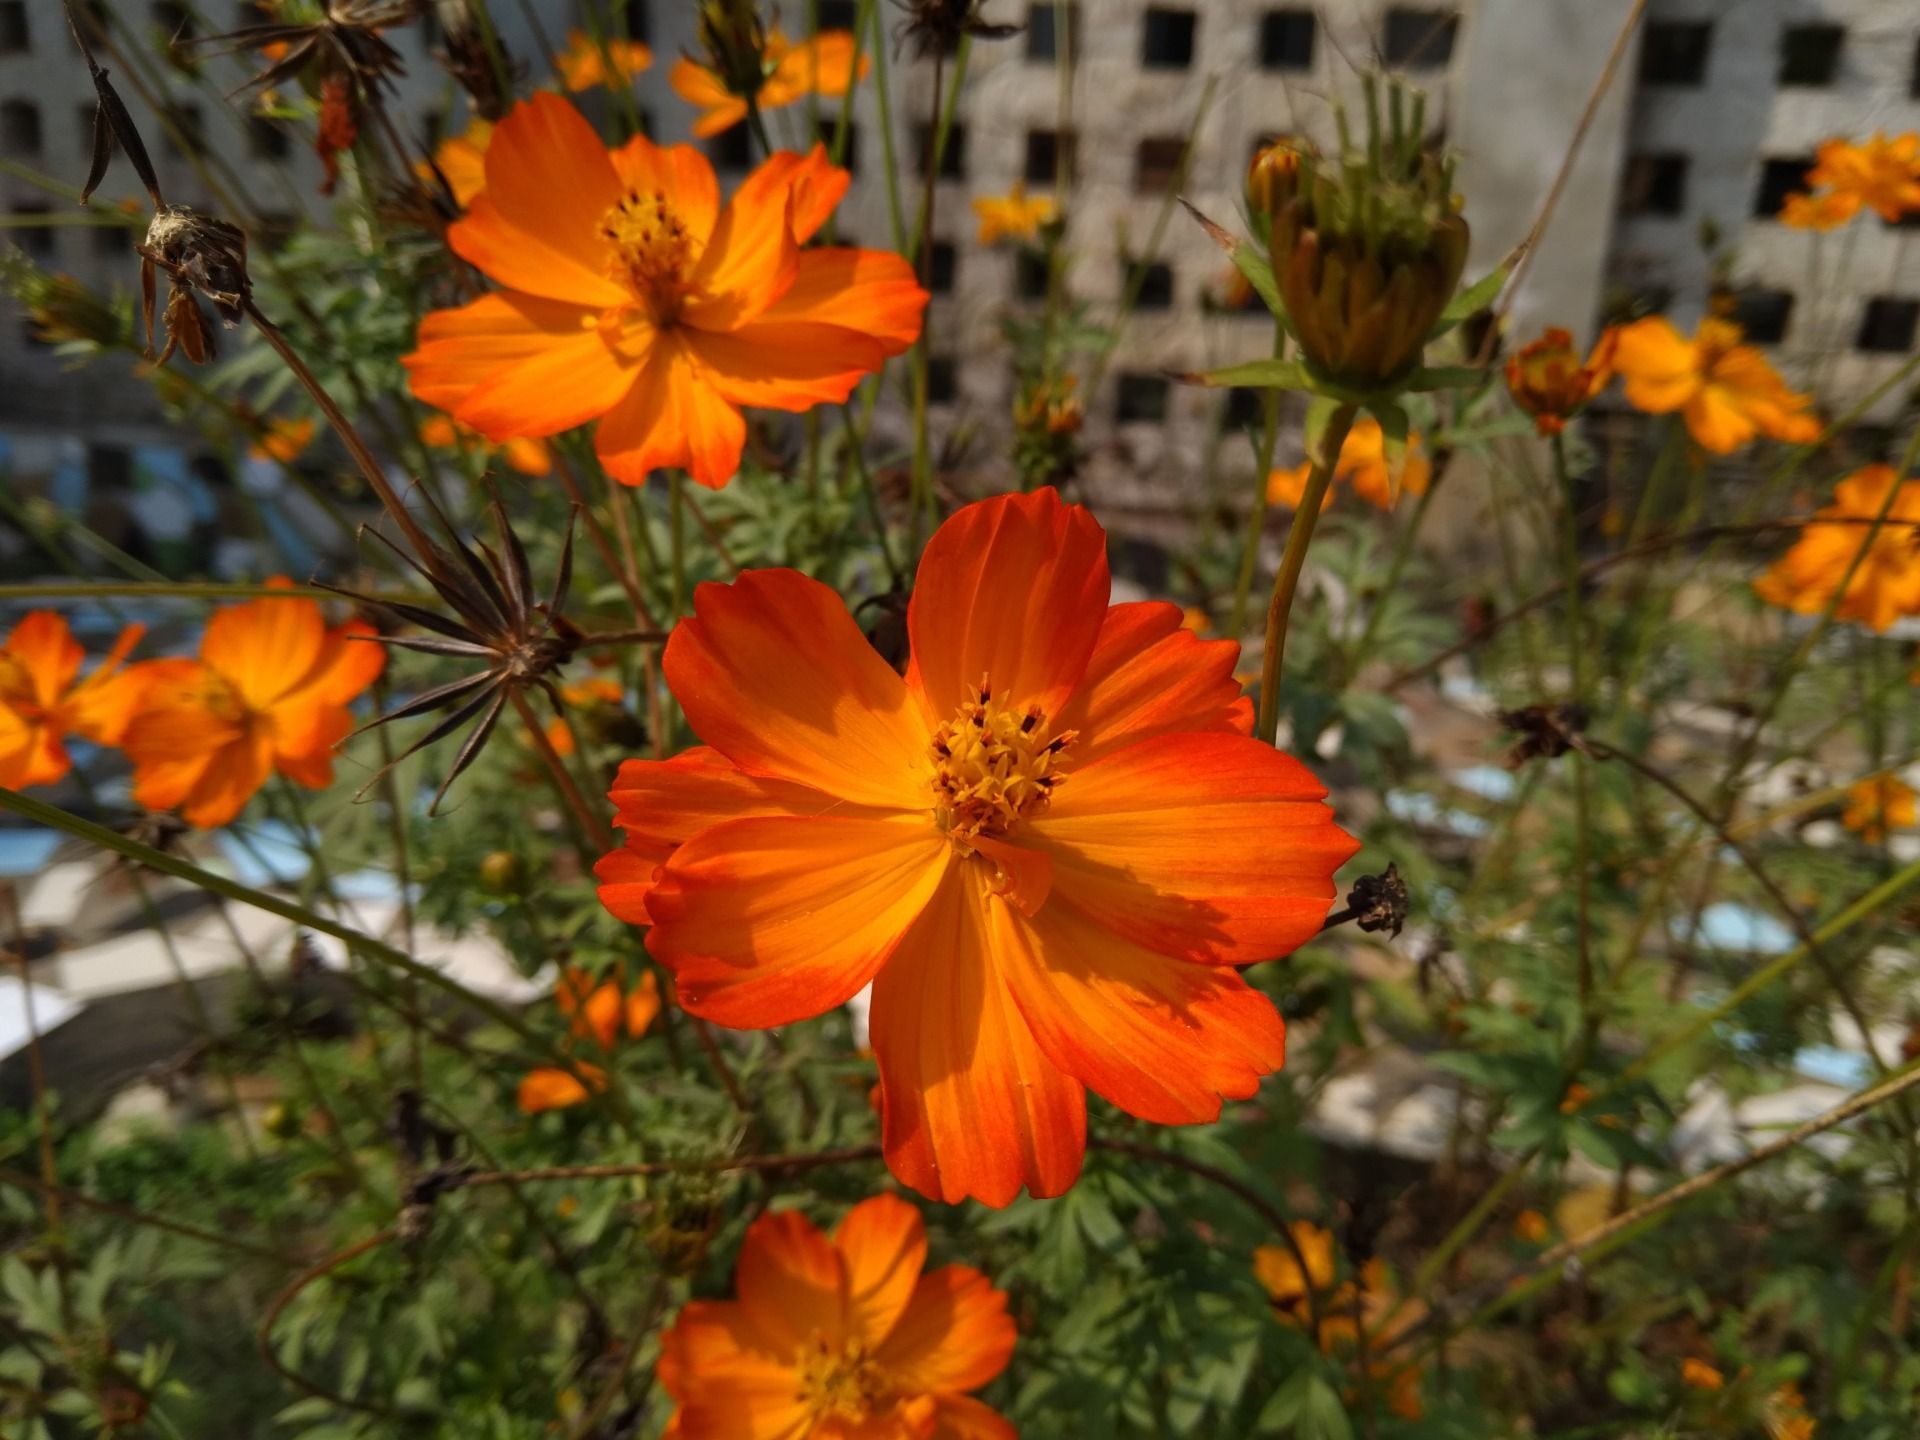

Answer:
[256,1228,405,1419]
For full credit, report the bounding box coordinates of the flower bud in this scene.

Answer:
[1264,77,1469,391]
[1504,326,1617,435]
[697,0,770,103]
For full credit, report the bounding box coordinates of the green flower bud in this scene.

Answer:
[1262,77,1469,391]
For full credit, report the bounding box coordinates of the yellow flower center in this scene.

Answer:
[600,189,700,324]
[929,683,1074,845]
[796,1335,886,1422]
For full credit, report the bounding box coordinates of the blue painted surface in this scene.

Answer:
[0,829,60,877]
[1676,902,1796,955]
[1386,790,1492,838]
[1452,764,1518,802]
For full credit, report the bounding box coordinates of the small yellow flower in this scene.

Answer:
[972,181,1057,245]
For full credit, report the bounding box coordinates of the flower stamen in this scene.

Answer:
[600,188,699,323]
[929,680,1074,845]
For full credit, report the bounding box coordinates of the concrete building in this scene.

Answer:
[2,0,1918,547]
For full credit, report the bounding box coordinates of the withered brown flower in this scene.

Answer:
[892,0,1021,59]
[137,206,251,365]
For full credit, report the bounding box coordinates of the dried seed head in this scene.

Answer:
[142,205,251,323]
[1346,863,1410,937]
[893,0,1022,60]
[1500,701,1588,766]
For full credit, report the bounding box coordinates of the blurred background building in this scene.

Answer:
[1,0,1918,558]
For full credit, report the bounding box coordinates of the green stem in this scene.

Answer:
[1552,433,1596,1030]
[1256,404,1355,743]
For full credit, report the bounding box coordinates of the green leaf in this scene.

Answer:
[1255,1368,1315,1432]
[1183,358,1313,391]
[1181,198,1287,319]
[1299,1374,1357,1440]
[1432,262,1509,335]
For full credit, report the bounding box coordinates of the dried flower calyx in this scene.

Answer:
[1347,864,1410,937]
[1500,702,1589,766]
[327,497,586,812]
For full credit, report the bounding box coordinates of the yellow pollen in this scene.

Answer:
[796,1334,886,1421]
[929,682,1074,844]
[599,188,699,322]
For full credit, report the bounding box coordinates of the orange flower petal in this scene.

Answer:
[608,132,720,245]
[682,159,804,332]
[1028,732,1358,964]
[625,971,661,1037]
[453,92,626,307]
[598,745,834,924]
[736,1208,846,1353]
[658,1299,809,1428]
[663,569,932,808]
[593,333,744,488]
[404,291,608,422]
[683,320,887,410]
[200,594,327,711]
[273,704,352,788]
[668,56,748,138]
[997,888,1288,1124]
[453,316,638,440]
[925,1394,1018,1440]
[870,865,1086,1207]
[834,1192,928,1349]
[647,814,950,1028]
[1049,601,1251,768]
[758,247,927,353]
[906,488,1110,723]
[872,1263,1017,1395]
[516,1064,603,1112]
[578,980,623,1051]
[768,31,869,109]
[4,611,84,706]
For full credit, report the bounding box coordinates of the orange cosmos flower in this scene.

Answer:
[554,29,654,92]
[1612,316,1820,454]
[1680,1357,1726,1391]
[670,29,868,138]
[120,587,384,828]
[248,415,315,463]
[1780,189,1854,232]
[1804,132,1920,224]
[596,488,1357,1206]
[1267,419,1432,512]
[1766,1382,1817,1440]
[1840,775,1916,844]
[1753,465,1920,632]
[403,94,926,490]
[1505,325,1618,435]
[971,181,1057,245]
[419,411,551,478]
[0,612,147,790]
[1252,1222,1426,1420]
[418,116,493,208]
[658,1193,1014,1438]
[518,966,661,1112]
